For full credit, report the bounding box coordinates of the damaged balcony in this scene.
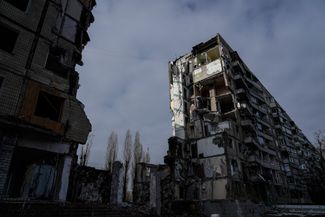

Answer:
[250,100,268,115]
[240,115,256,131]
[192,46,223,83]
[247,154,280,171]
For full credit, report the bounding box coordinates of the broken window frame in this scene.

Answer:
[194,46,221,68]
[34,91,65,122]
[0,24,19,53]
[19,81,66,135]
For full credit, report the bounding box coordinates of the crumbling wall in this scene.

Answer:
[134,163,169,215]
[134,163,156,204]
[69,165,111,203]
[160,174,175,217]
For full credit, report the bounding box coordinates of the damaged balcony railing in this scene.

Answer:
[192,46,223,83]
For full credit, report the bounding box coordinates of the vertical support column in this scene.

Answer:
[209,88,217,112]
[149,172,157,209]
[58,155,72,201]
[110,161,125,205]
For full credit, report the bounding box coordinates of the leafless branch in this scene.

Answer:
[79,133,94,166]
[105,131,118,171]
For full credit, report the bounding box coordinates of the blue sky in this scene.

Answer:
[77,0,325,167]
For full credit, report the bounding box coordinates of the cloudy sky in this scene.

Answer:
[77,0,325,167]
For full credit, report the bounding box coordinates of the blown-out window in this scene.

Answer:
[0,25,18,53]
[34,91,64,122]
[0,77,3,89]
[4,0,29,11]
[45,47,69,77]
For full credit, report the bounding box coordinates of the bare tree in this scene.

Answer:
[79,133,94,166]
[304,130,325,204]
[143,147,150,163]
[123,129,133,201]
[131,131,143,200]
[315,130,325,159]
[133,131,143,166]
[105,131,118,171]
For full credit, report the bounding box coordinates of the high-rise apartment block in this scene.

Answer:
[0,0,95,201]
[166,34,319,203]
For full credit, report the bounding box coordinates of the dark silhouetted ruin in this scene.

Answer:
[0,0,95,201]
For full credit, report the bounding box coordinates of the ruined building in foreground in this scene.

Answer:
[165,34,320,204]
[0,0,95,201]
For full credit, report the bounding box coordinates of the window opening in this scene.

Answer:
[45,47,69,77]
[0,77,3,89]
[0,25,18,53]
[4,0,29,11]
[34,91,64,122]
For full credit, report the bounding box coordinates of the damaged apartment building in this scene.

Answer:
[166,34,320,205]
[0,0,95,201]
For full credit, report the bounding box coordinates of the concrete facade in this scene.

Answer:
[165,34,320,206]
[0,0,95,201]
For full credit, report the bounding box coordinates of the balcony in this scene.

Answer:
[250,102,268,114]
[237,103,253,115]
[247,155,280,170]
[258,131,273,141]
[249,89,265,103]
[241,119,255,129]
[235,88,246,95]
[233,74,243,81]
[269,102,277,108]
[258,143,277,155]
[193,59,223,83]
[245,76,262,91]
[244,136,259,145]
[192,46,223,83]
[256,117,271,128]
